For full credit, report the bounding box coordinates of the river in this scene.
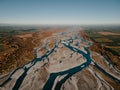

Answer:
[0,31,120,90]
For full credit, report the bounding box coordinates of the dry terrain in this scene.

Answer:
[0,27,120,90]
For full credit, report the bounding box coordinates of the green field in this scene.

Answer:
[85,26,120,55]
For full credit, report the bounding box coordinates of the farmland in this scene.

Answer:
[85,26,120,55]
[84,26,120,70]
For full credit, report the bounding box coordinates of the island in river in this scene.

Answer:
[0,26,120,90]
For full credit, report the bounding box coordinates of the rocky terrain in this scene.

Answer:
[0,28,63,75]
[0,27,120,90]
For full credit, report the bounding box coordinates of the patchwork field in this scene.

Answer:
[85,29,120,55]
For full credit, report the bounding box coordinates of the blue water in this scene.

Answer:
[43,35,120,90]
[0,32,120,90]
[12,44,58,90]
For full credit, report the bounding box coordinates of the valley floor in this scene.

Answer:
[0,28,120,90]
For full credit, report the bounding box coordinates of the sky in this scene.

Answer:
[0,0,120,25]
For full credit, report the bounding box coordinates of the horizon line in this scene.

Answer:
[0,23,120,26]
